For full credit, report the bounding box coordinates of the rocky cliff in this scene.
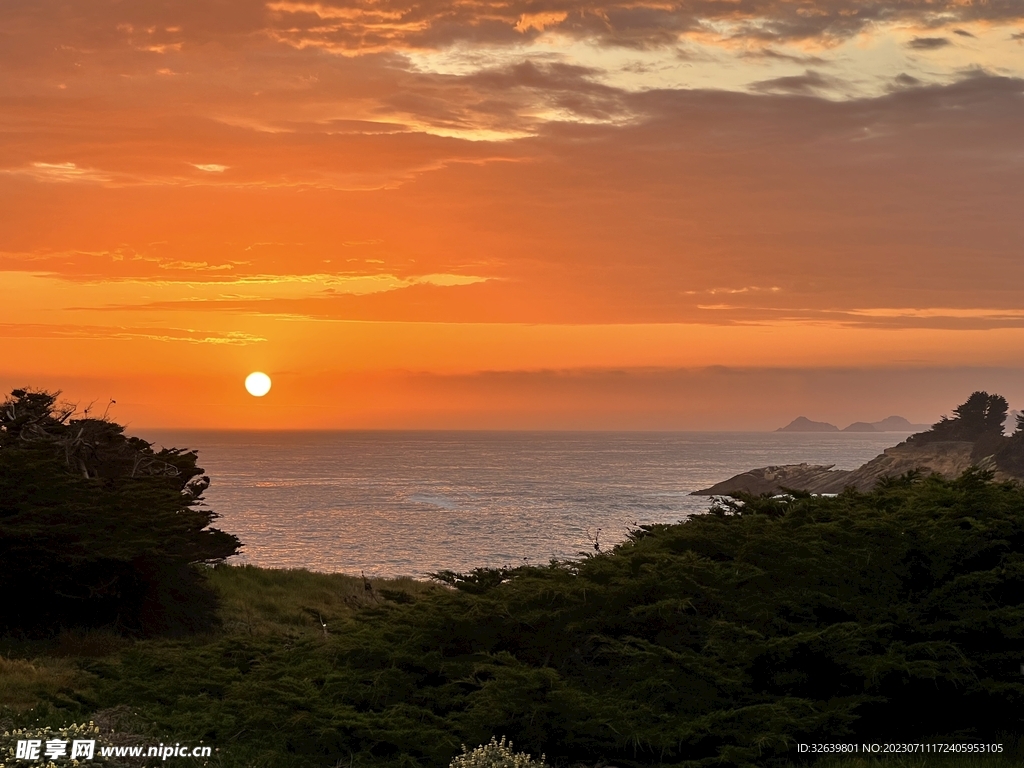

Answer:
[692,440,999,496]
[692,393,1024,495]
[695,391,1024,496]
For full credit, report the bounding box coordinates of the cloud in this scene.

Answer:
[906,36,952,50]
[892,72,922,88]
[258,0,1024,51]
[191,163,229,172]
[0,72,1020,329]
[157,260,236,271]
[3,0,1022,69]
[741,47,828,64]
[515,12,569,34]
[691,305,1024,331]
[2,0,1023,335]
[750,69,844,95]
[0,323,266,345]
[3,162,112,184]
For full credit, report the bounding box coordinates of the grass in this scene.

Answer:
[0,655,85,712]
[208,563,442,636]
[0,566,435,719]
[2,564,1021,767]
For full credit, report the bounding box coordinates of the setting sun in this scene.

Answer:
[244,372,272,398]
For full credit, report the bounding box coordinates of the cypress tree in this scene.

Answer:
[0,389,240,636]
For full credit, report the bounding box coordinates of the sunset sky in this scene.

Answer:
[2,0,1024,429]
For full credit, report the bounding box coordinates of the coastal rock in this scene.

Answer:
[695,463,850,496]
[700,393,1024,497]
[692,440,1002,496]
[776,416,839,432]
[869,415,931,432]
[842,421,877,432]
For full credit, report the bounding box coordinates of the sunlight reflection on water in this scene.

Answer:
[143,430,910,578]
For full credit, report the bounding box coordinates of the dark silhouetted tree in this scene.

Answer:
[0,389,240,636]
[908,390,1008,445]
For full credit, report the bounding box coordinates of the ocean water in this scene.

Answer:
[144,430,911,578]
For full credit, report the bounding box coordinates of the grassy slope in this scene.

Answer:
[0,568,439,767]
[2,564,1020,768]
[209,564,440,637]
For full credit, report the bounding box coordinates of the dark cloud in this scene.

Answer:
[742,48,828,64]
[893,72,922,88]
[750,69,843,95]
[953,28,975,37]
[907,36,953,50]
[262,0,1024,51]
[2,0,1023,60]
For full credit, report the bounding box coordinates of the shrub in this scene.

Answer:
[85,470,1024,767]
[450,737,548,768]
[0,389,239,637]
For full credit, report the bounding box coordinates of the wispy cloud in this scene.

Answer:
[0,323,266,345]
[750,69,845,95]
[692,305,1024,330]
[4,162,112,184]
[906,36,952,50]
[260,0,1024,52]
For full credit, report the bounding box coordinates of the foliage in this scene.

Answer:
[0,389,239,637]
[449,737,548,768]
[0,656,85,713]
[902,390,1024,476]
[37,471,1019,768]
[907,391,1008,445]
[207,564,442,636]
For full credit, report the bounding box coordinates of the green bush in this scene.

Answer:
[79,470,1024,767]
[0,389,239,637]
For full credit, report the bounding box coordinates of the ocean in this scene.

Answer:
[144,430,911,578]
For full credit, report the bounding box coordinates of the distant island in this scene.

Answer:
[698,391,1024,495]
[776,415,931,433]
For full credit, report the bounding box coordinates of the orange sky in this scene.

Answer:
[2,0,1024,429]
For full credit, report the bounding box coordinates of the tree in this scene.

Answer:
[0,389,240,636]
[908,390,1008,444]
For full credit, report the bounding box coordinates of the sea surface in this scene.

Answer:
[144,431,912,578]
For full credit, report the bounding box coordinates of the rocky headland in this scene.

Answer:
[695,392,1024,496]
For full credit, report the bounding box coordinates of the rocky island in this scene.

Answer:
[695,392,1024,496]
[776,415,931,433]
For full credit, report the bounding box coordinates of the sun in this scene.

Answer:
[245,372,272,397]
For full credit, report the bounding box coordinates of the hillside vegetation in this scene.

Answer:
[4,471,1024,767]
